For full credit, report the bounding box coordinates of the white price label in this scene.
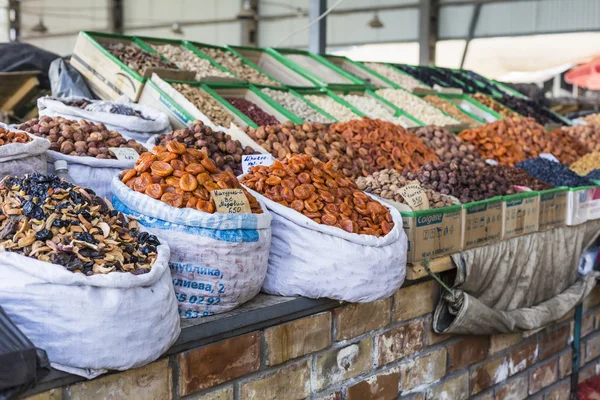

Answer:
[242,154,274,174]
[485,159,499,166]
[540,153,560,163]
[109,147,139,162]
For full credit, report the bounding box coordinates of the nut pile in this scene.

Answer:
[246,122,362,178]
[199,47,280,86]
[122,140,262,214]
[561,125,600,153]
[404,161,514,203]
[570,152,600,176]
[413,126,484,165]
[356,169,455,209]
[171,83,234,128]
[152,44,233,80]
[260,88,332,123]
[516,158,593,188]
[364,63,430,91]
[304,95,360,122]
[471,93,515,118]
[241,154,394,237]
[492,164,553,191]
[19,116,146,159]
[0,173,159,275]
[330,118,440,174]
[340,94,407,125]
[226,98,279,126]
[423,96,481,127]
[156,120,257,176]
[105,43,177,75]
[376,89,459,126]
[0,128,31,145]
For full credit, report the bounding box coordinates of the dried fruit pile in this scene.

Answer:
[413,125,484,165]
[172,83,235,128]
[570,152,600,176]
[561,125,600,153]
[376,89,459,126]
[152,44,233,80]
[404,161,514,203]
[260,89,332,123]
[19,116,146,159]
[0,174,159,275]
[0,128,31,145]
[122,140,262,214]
[199,47,280,86]
[494,95,565,125]
[246,122,363,178]
[516,158,593,188]
[226,98,279,126]
[241,154,394,237]
[581,114,600,126]
[356,169,455,209]
[330,118,440,175]
[492,165,553,191]
[340,94,409,126]
[105,42,177,75]
[156,121,257,176]
[471,93,515,118]
[423,96,481,127]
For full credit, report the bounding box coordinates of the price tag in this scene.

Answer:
[211,189,251,214]
[399,181,430,211]
[485,159,499,166]
[242,154,274,174]
[540,153,560,163]
[109,147,139,162]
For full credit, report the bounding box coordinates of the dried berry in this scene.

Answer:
[225,98,279,126]
[516,158,594,188]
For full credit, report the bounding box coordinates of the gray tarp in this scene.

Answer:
[434,220,600,335]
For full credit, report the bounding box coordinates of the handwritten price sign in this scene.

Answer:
[211,189,251,214]
[242,154,274,174]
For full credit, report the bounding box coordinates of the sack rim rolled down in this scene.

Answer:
[0,123,50,161]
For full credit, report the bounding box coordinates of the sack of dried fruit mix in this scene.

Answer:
[240,154,407,303]
[38,96,171,143]
[18,116,148,199]
[111,141,272,319]
[0,175,180,379]
[0,123,49,178]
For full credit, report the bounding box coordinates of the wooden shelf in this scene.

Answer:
[406,256,454,280]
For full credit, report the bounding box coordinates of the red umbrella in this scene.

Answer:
[566,56,600,90]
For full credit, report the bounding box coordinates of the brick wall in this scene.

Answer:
[27,281,600,400]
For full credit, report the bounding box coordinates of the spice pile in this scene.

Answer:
[156,120,257,176]
[226,98,279,126]
[471,93,515,118]
[570,152,600,176]
[340,94,408,125]
[516,158,593,188]
[413,126,484,165]
[0,173,159,275]
[199,47,280,86]
[260,89,332,123]
[423,96,481,127]
[331,119,440,174]
[0,128,31,145]
[304,95,360,122]
[241,154,394,237]
[561,125,600,153]
[356,169,455,209]
[105,43,177,75]
[246,122,362,178]
[122,140,262,213]
[404,161,514,203]
[364,63,430,91]
[171,83,234,128]
[19,116,146,159]
[376,89,459,126]
[492,165,553,191]
[152,44,233,80]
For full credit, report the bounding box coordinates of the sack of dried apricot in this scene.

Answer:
[111,140,272,318]
[240,154,407,302]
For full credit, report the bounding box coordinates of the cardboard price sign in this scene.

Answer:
[109,147,139,162]
[399,181,430,211]
[211,189,251,214]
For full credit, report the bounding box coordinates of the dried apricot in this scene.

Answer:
[144,183,163,199]
[121,168,137,183]
[180,173,198,192]
[166,140,187,154]
[151,161,174,177]
[161,192,183,208]
[185,163,206,175]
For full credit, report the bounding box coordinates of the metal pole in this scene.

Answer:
[419,0,438,65]
[8,0,21,42]
[459,2,482,69]
[308,0,327,54]
[571,304,582,397]
[240,0,258,46]
[109,0,124,34]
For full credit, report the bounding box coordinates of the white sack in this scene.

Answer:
[38,96,171,143]
[0,237,180,379]
[111,176,272,319]
[45,151,134,200]
[243,186,407,302]
[0,123,50,178]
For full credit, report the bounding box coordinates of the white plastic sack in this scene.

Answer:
[0,235,180,379]
[244,185,407,302]
[111,176,272,319]
[38,96,171,143]
[46,151,134,200]
[0,123,49,178]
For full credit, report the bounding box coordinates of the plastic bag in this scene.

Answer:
[49,58,96,99]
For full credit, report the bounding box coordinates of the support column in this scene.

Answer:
[459,2,482,69]
[308,0,327,54]
[240,0,258,47]
[109,0,124,34]
[419,0,438,66]
[8,0,20,42]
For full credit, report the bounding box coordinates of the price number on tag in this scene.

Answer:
[242,154,274,174]
[109,147,139,162]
